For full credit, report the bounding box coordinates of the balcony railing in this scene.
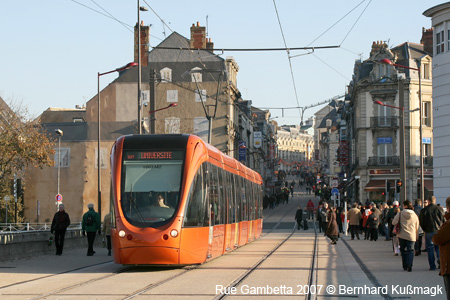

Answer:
[367,156,400,166]
[370,117,399,128]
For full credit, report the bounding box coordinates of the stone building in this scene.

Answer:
[24,22,251,223]
[344,40,433,204]
[276,125,314,173]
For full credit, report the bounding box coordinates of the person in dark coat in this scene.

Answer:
[82,203,101,256]
[316,203,323,233]
[432,196,450,299]
[367,207,379,241]
[295,206,303,230]
[419,195,445,270]
[51,203,71,255]
[326,206,339,244]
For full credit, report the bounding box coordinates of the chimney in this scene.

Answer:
[134,21,150,66]
[206,38,214,51]
[370,40,388,57]
[190,21,206,49]
[421,27,433,56]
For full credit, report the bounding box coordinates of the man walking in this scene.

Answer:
[348,203,362,240]
[295,206,303,230]
[51,203,70,255]
[419,196,445,270]
[82,203,101,256]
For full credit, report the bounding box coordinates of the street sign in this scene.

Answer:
[331,188,339,195]
[3,196,10,202]
[56,194,63,202]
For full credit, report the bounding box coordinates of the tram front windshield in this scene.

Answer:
[121,150,184,227]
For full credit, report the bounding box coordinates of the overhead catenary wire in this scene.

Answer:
[273,0,305,119]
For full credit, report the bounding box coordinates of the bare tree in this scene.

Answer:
[0,96,55,221]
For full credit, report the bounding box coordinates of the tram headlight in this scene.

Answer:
[170,229,178,238]
[119,230,126,238]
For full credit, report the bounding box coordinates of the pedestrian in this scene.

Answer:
[392,200,420,272]
[102,212,112,256]
[419,195,445,271]
[321,202,329,235]
[307,199,315,220]
[392,207,401,256]
[362,205,372,240]
[317,204,323,233]
[367,207,379,241]
[413,199,424,256]
[432,196,450,299]
[82,203,101,256]
[348,203,362,240]
[381,203,391,241]
[326,206,339,244]
[50,203,70,255]
[295,206,303,230]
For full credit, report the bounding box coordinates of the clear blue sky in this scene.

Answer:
[0,0,441,125]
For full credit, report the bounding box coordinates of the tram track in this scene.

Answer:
[0,260,115,290]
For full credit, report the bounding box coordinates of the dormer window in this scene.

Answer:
[191,67,202,82]
[160,67,172,82]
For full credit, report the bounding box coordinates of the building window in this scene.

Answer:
[377,143,393,161]
[191,67,202,82]
[165,117,180,134]
[423,63,430,80]
[195,90,207,102]
[422,101,431,127]
[437,30,444,54]
[167,90,178,102]
[160,67,172,82]
[54,148,70,167]
[378,64,391,79]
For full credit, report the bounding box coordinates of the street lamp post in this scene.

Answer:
[379,58,424,203]
[98,62,138,219]
[148,103,178,115]
[55,129,63,211]
[148,103,178,133]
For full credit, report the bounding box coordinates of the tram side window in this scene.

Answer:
[184,165,206,227]
[240,177,248,221]
[209,164,221,225]
[218,167,226,225]
[229,172,236,224]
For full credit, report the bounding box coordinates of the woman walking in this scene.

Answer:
[326,205,339,244]
[392,200,420,272]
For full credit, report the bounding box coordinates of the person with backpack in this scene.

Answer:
[82,203,101,256]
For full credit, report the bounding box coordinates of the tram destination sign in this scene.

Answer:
[125,151,184,160]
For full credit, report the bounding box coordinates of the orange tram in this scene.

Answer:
[110,134,263,265]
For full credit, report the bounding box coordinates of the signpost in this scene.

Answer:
[56,194,63,202]
[331,188,339,207]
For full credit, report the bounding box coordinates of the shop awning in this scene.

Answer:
[364,179,395,191]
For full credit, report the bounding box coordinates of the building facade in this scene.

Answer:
[276,125,314,173]
[23,22,255,223]
[424,4,450,206]
[344,40,433,204]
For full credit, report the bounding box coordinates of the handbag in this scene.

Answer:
[393,212,401,235]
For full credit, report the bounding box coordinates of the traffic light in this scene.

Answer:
[387,181,391,192]
[17,178,23,200]
[396,180,402,193]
